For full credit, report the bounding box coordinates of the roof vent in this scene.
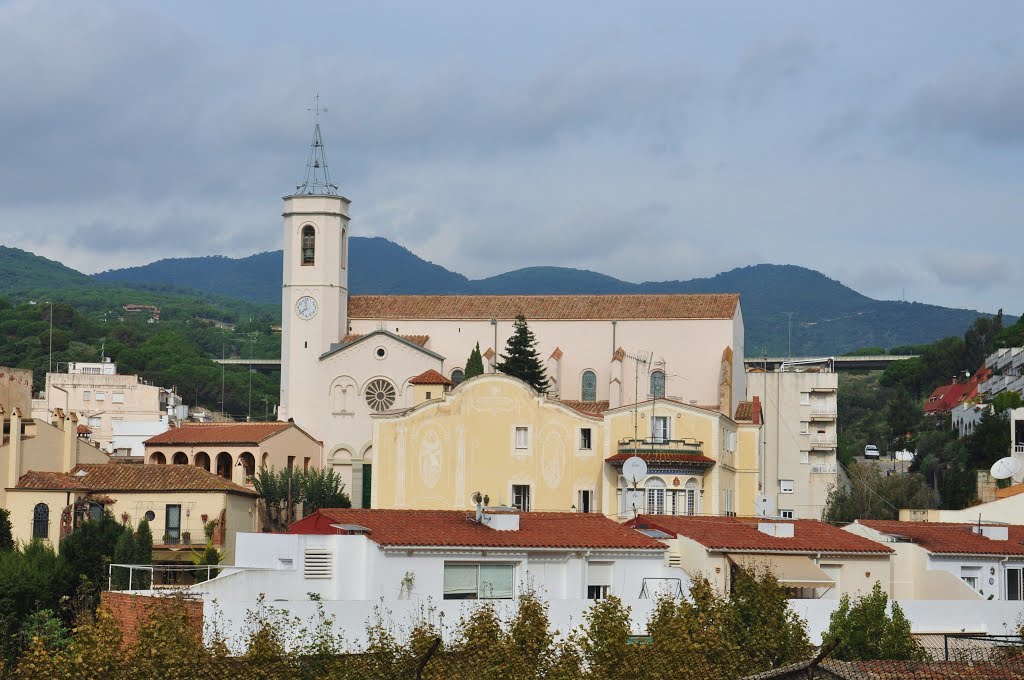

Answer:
[75,469,89,477]
[303,548,333,579]
[758,522,794,538]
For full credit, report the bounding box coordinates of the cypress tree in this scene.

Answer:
[0,508,13,552]
[111,529,135,590]
[464,342,485,380]
[495,315,549,393]
[134,520,153,589]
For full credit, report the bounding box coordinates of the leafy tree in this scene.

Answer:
[820,582,926,661]
[253,466,305,531]
[993,391,1023,414]
[464,341,485,380]
[575,595,634,679]
[962,410,1010,469]
[59,512,127,599]
[727,568,812,670]
[824,462,934,523]
[191,542,223,583]
[0,508,13,552]
[0,541,69,666]
[885,386,919,449]
[17,609,69,654]
[302,467,351,516]
[495,315,549,393]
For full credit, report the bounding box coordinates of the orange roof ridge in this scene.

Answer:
[409,369,453,385]
[16,463,257,496]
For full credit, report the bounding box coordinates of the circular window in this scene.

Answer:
[144,510,156,522]
[374,346,387,360]
[365,378,397,411]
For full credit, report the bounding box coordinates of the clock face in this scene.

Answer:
[295,296,318,320]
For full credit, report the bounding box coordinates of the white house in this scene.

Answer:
[187,507,678,649]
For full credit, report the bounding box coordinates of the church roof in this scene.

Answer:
[321,329,443,362]
[339,333,429,347]
[347,294,740,321]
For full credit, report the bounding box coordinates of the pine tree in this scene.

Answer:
[495,315,549,393]
[464,342,485,380]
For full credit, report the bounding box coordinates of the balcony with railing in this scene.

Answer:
[809,406,837,420]
[1015,444,1024,455]
[617,437,704,456]
[809,434,838,449]
[811,462,837,474]
[609,438,715,470]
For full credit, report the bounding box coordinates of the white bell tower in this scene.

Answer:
[279,102,350,425]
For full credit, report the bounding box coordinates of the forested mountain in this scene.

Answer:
[92,239,1008,356]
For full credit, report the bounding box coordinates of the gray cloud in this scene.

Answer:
[923,250,1009,290]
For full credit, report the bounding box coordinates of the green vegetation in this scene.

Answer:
[820,583,926,661]
[0,509,13,553]
[823,462,934,522]
[464,341,484,380]
[253,466,351,532]
[496,315,549,393]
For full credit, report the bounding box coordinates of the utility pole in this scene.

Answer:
[48,301,53,374]
[220,334,226,416]
[784,312,797,358]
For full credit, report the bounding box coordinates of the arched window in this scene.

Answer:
[581,370,597,402]
[215,452,232,480]
[172,452,188,465]
[194,451,210,471]
[150,451,166,465]
[238,452,256,481]
[684,479,698,516]
[33,503,49,539]
[646,477,666,515]
[650,370,665,398]
[301,225,315,266]
[451,369,465,386]
[364,378,397,411]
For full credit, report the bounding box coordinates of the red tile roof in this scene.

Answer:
[339,333,429,347]
[549,347,563,360]
[630,515,892,554]
[409,369,453,386]
[348,294,740,321]
[997,483,1024,499]
[557,400,609,417]
[734,401,754,422]
[77,424,92,435]
[606,452,717,466]
[857,520,1024,555]
[923,381,978,415]
[144,422,298,446]
[16,464,256,496]
[291,509,665,550]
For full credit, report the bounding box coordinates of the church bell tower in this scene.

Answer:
[279,103,350,424]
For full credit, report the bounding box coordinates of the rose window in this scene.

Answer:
[365,379,397,411]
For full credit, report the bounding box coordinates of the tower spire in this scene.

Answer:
[296,94,339,195]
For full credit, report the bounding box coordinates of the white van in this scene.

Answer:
[864,444,880,459]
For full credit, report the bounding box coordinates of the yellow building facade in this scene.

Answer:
[371,374,762,519]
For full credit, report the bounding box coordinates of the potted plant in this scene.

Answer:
[182,531,192,545]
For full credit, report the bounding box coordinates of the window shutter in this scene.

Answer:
[443,564,478,597]
[479,564,514,599]
[588,562,613,587]
[304,549,333,579]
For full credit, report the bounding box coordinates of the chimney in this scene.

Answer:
[63,412,77,471]
[52,408,65,430]
[8,407,23,486]
[752,396,761,425]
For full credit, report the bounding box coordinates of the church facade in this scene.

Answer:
[278,126,747,508]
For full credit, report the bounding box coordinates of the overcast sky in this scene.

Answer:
[1,1,1021,313]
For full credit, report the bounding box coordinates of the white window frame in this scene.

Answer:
[579,427,593,451]
[652,416,671,443]
[780,479,795,494]
[82,390,91,401]
[577,489,594,513]
[799,392,810,406]
[513,426,530,452]
[1006,567,1023,601]
[443,562,515,600]
[512,484,531,512]
[780,510,794,519]
[646,477,666,514]
[95,391,106,401]
[800,421,809,434]
[112,391,125,404]
[800,451,810,464]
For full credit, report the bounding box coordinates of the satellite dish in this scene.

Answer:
[622,456,648,485]
[754,494,775,518]
[990,457,1022,480]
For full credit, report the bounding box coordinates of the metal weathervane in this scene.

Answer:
[296,93,339,196]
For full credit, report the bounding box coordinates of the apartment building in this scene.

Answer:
[746,359,838,520]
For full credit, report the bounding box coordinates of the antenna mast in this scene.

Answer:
[622,349,650,453]
[295,94,339,196]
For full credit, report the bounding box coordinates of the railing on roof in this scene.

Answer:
[617,438,704,455]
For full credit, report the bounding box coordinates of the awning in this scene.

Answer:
[727,554,834,588]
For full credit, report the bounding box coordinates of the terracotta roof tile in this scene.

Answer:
[144,422,295,446]
[16,464,257,496]
[340,333,429,347]
[549,347,563,360]
[858,520,1024,555]
[291,509,665,550]
[734,401,754,422]
[557,400,609,417]
[348,294,740,321]
[409,369,453,386]
[997,483,1024,499]
[607,452,717,466]
[631,515,892,554]
[482,347,495,360]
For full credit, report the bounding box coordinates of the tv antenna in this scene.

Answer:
[622,349,651,448]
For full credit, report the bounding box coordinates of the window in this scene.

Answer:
[112,391,125,404]
[961,566,981,591]
[443,563,514,600]
[165,504,181,544]
[579,428,592,450]
[32,503,49,539]
[88,416,102,427]
[780,480,795,494]
[425,391,432,400]
[650,370,666,398]
[652,416,670,443]
[646,477,666,514]
[577,489,594,513]
[451,369,465,386]
[587,562,613,600]
[95,391,106,401]
[800,421,809,434]
[512,484,531,511]
[83,390,91,401]
[684,479,697,515]
[800,451,809,464]
[799,392,810,406]
[144,510,156,522]
[581,370,597,402]
[1007,568,1023,601]
[301,225,315,265]
[364,378,397,411]
[780,510,794,519]
[515,427,529,450]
